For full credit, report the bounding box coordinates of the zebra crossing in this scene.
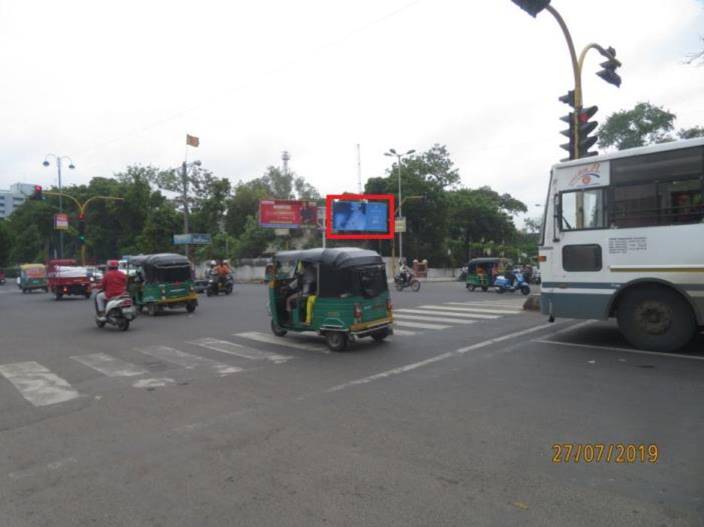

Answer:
[0,301,524,408]
[391,301,523,335]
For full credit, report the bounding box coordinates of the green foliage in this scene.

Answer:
[597,102,676,150]
[598,102,704,151]
[0,220,11,267]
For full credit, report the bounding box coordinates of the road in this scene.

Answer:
[0,281,702,526]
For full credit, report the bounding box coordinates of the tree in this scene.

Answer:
[597,102,676,150]
[524,217,543,234]
[0,220,11,267]
[598,102,704,150]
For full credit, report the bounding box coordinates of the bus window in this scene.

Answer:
[560,189,606,230]
[610,183,658,228]
[658,179,704,224]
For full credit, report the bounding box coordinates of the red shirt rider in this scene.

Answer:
[103,262,127,299]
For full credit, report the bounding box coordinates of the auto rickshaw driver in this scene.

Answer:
[285,261,317,322]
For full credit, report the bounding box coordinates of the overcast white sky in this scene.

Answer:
[1,0,703,222]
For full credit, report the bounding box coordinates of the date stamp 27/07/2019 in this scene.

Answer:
[552,443,659,464]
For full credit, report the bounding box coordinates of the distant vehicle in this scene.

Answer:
[394,273,421,292]
[494,271,530,295]
[465,257,510,292]
[18,263,48,293]
[127,253,198,315]
[47,259,92,300]
[206,274,234,296]
[540,137,704,352]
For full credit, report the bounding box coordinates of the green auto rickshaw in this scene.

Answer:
[268,247,393,351]
[131,253,198,315]
[18,263,48,293]
[465,257,510,292]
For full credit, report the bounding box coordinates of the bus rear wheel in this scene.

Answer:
[617,286,696,353]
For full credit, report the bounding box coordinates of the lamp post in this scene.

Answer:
[43,154,75,259]
[384,148,415,270]
[178,159,201,261]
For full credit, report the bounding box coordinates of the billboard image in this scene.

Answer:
[326,194,395,240]
[259,200,318,229]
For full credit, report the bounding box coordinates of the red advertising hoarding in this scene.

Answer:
[258,200,318,229]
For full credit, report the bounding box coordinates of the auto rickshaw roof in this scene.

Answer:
[20,263,46,269]
[274,247,383,268]
[468,257,510,265]
[143,253,191,268]
[125,254,149,266]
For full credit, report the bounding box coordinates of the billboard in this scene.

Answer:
[259,200,318,229]
[326,194,395,240]
[54,213,69,231]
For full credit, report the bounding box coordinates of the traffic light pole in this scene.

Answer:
[43,192,124,265]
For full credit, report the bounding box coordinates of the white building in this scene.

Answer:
[0,183,38,219]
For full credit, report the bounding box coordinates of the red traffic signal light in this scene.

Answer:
[30,185,43,200]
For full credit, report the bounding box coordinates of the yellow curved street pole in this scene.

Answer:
[43,192,125,265]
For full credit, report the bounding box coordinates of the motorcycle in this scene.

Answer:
[394,273,421,292]
[494,272,531,296]
[95,293,137,331]
[206,274,234,296]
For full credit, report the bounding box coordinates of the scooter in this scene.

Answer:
[95,293,137,331]
[394,273,421,292]
[494,272,531,296]
[206,274,234,296]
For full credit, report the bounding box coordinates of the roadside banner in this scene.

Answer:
[395,217,406,233]
[259,200,318,229]
[173,233,211,245]
[54,213,69,231]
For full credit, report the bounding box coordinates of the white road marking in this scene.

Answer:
[189,337,292,363]
[136,345,242,376]
[71,353,147,377]
[398,308,499,320]
[133,377,175,388]
[391,328,417,336]
[393,320,451,330]
[432,304,521,315]
[234,332,330,354]
[0,361,79,406]
[326,322,569,393]
[394,313,477,325]
[534,339,704,361]
[446,302,523,311]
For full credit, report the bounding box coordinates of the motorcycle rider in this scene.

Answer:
[398,262,412,286]
[213,259,232,289]
[96,260,127,321]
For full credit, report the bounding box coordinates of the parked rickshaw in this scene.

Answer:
[268,248,393,351]
[130,253,197,315]
[465,257,510,292]
[18,263,48,293]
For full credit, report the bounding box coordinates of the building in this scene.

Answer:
[0,183,38,219]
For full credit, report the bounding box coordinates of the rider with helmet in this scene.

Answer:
[96,260,127,321]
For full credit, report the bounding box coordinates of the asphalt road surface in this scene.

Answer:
[0,281,702,526]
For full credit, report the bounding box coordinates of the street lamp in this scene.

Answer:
[42,154,75,259]
[384,148,415,268]
[178,159,201,260]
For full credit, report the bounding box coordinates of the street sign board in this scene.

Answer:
[317,206,326,231]
[274,229,290,236]
[173,233,212,245]
[395,217,406,233]
[259,200,318,229]
[54,213,69,231]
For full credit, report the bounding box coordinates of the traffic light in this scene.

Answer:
[30,185,43,200]
[596,47,622,87]
[559,90,576,160]
[577,106,599,158]
[78,213,86,244]
[511,0,551,17]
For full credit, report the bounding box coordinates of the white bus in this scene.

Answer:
[539,137,704,352]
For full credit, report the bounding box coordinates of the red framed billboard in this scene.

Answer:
[325,194,395,240]
[259,199,318,229]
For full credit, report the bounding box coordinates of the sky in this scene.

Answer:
[1,0,703,224]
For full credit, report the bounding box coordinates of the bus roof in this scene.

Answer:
[551,136,704,171]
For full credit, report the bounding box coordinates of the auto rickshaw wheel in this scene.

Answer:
[43,287,48,293]
[325,331,348,351]
[271,319,287,337]
[467,284,475,291]
[21,288,27,294]
[186,301,197,313]
[481,286,488,292]
[55,292,63,300]
[371,328,389,342]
